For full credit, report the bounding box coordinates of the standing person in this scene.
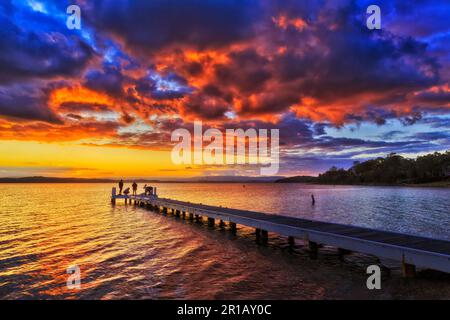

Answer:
[132,181,138,196]
[119,179,124,195]
[311,194,316,206]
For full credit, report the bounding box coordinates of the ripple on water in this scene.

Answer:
[0,183,449,299]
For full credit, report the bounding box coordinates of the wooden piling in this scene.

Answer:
[309,241,319,259]
[230,222,237,233]
[288,236,295,247]
[208,217,215,227]
[261,230,269,243]
[402,258,416,278]
[111,187,116,204]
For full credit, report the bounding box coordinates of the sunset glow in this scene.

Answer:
[0,0,449,178]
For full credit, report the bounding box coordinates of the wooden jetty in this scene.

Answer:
[111,189,450,277]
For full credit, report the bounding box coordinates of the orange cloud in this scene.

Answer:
[49,86,116,110]
[272,15,308,31]
[0,118,119,142]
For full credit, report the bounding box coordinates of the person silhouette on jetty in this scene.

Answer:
[311,194,316,205]
[132,181,138,195]
[143,184,153,196]
[118,179,124,195]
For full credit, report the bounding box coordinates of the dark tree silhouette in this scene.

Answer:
[316,151,450,185]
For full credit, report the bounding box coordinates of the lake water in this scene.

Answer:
[0,183,449,299]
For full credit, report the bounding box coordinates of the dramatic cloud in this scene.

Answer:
[0,84,61,123]
[87,0,261,52]
[0,2,93,84]
[0,0,449,175]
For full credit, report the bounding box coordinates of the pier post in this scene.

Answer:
[402,261,416,278]
[175,209,181,217]
[255,228,261,239]
[208,217,215,227]
[162,207,168,214]
[288,236,295,247]
[230,222,237,234]
[188,212,194,221]
[261,230,269,243]
[182,211,186,218]
[111,187,116,205]
[308,241,319,259]
[219,220,225,228]
[195,214,200,222]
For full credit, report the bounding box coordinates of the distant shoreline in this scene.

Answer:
[0,176,279,184]
[0,177,163,184]
[1,176,449,187]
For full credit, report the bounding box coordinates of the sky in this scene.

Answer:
[0,0,449,178]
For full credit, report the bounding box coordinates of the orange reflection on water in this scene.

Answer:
[0,183,449,299]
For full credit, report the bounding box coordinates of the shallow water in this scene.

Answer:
[0,183,449,299]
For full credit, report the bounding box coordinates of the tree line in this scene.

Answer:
[316,151,450,184]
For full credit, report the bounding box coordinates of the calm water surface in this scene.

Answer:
[0,183,449,299]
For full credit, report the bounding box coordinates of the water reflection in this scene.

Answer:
[0,183,449,299]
